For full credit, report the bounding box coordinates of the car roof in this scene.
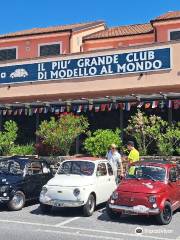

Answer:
[133,159,177,167]
[63,157,107,162]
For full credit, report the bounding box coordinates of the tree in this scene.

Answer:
[125,110,167,155]
[0,120,18,155]
[84,128,122,157]
[157,122,180,156]
[37,113,89,155]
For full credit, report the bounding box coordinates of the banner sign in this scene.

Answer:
[0,47,171,84]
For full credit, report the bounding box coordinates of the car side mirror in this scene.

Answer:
[169,174,176,182]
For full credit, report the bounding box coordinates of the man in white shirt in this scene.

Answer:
[106,144,124,183]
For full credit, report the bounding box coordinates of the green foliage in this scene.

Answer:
[125,110,167,155]
[84,128,122,157]
[37,113,89,155]
[10,143,36,156]
[157,122,180,156]
[0,120,18,155]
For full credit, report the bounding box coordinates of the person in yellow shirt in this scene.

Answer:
[127,141,140,164]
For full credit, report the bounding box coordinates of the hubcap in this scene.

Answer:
[163,206,171,222]
[88,197,94,213]
[12,193,24,208]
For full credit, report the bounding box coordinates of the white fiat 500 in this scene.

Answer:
[39,158,116,216]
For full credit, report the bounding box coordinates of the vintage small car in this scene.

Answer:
[39,158,117,216]
[0,156,52,210]
[10,69,28,78]
[106,159,180,225]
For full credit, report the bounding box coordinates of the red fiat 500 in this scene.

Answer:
[106,160,180,225]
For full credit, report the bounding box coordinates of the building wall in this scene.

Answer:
[153,20,180,42]
[0,33,71,60]
[82,34,154,51]
[0,41,179,103]
[70,25,105,53]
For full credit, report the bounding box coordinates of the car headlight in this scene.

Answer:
[41,186,48,194]
[148,195,156,203]
[73,188,80,197]
[0,185,9,193]
[111,191,118,200]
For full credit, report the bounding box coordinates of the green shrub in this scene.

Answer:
[84,128,122,157]
[37,114,89,155]
[10,144,36,156]
[0,120,18,155]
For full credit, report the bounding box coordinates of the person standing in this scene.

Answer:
[106,144,124,183]
[127,141,139,164]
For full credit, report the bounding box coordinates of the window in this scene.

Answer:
[107,163,113,176]
[0,48,16,61]
[169,168,177,181]
[97,163,107,176]
[39,43,60,57]
[170,30,180,40]
[27,162,42,175]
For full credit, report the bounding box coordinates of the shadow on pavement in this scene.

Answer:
[97,208,159,226]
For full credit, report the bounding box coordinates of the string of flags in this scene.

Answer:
[0,99,179,116]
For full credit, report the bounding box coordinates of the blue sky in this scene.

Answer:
[0,0,180,34]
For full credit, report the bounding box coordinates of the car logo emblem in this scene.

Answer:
[130,197,134,202]
[58,191,62,193]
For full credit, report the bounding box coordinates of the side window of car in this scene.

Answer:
[31,162,43,175]
[97,163,107,176]
[169,167,177,181]
[107,163,113,176]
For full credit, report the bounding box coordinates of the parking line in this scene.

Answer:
[36,229,124,240]
[55,217,80,226]
[0,219,177,240]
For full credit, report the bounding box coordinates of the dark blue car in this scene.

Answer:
[0,157,53,211]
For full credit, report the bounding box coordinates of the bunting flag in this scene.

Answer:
[152,100,158,109]
[3,110,7,116]
[173,100,180,109]
[7,109,13,115]
[100,104,106,111]
[13,109,18,116]
[107,103,113,111]
[72,105,78,112]
[60,106,66,113]
[144,102,151,109]
[159,100,165,109]
[51,107,55,113]
[18,109,23,115]
[83,105,88,112]
[55,108,60,114]
[167,100,172,108]
[137,102,144,108]
[88,104,93,111]
[77,105,82,113]
[66,105,71,112]
[94,104,100,112]
[28,108,33,116]
[38,108,44,114]
[44,107,48,114]
[25,109,28,115]
[33,108,38,114]
[125,102,131,111]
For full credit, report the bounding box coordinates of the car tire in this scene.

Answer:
[83,194,96,217]
[40,203,52,214]
[156,201,172,225]
[7,191,25,211]
[106,203,121,219]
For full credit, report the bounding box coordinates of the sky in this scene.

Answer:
[0,0,180,34]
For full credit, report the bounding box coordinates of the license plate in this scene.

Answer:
[53,202,64,207]
[133,205,149,213]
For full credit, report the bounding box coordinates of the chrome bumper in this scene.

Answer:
[109,204,160,214]
[40,198,84,207]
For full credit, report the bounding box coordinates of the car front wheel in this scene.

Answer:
[156,201,172,225]
[83,194,96,217]
[40,203,52,214]
[7,191,25,211]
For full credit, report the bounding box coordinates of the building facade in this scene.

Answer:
[0,11,179,152]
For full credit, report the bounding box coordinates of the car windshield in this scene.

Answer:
[126,165,166,181]
[57,161,95,176]
[0,160,24,175]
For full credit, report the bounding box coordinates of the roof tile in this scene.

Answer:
[153,10,180,21]
[0,21,105,39]
[83,23,153,40]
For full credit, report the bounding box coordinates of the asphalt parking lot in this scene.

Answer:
[0,202,179,240]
